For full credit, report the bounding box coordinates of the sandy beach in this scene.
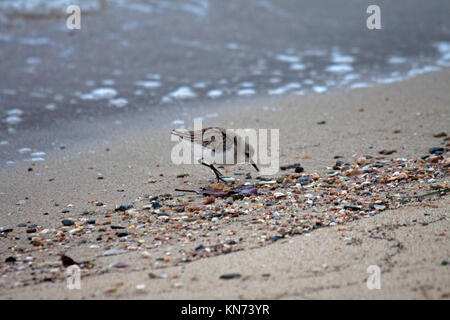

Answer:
[0,69,449,299]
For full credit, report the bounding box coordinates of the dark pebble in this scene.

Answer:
[344,206,362,211]
[111,225,125,230]
[5,256,16,264]
[62,219,74,226]
[117,232,129,237]
[61,209,70,213]
[17,223,27,227]
[115,205,133,212]
[295,166,304,173]
[297,176,312,185]
[219,273,242,280]
[433,132,447,138]
[117,189,125,192]
[195,244,204,251]
[26,228,36,233]
[442,260,449,266]
[152,202,163,209]
[379,149,397,155]
[280,163,302,170]
[429,147,444,155]
[87,219,96,224]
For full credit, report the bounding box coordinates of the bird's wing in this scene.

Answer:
[172,127,236,153]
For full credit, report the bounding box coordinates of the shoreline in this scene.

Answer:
[0,70,449,299]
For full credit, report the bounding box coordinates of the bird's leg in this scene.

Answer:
[200,161,225,182]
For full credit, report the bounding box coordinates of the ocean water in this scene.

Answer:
[0,0,449,164]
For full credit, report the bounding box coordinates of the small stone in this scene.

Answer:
[87,219,96,224]
[433,132,447,138]
[115,205,133,211]
[379,149,396,155]
[274,192,286,198]
[117,232,129,237]
[16,200,26,205]
[141,251,151,258]
[108,261,129,269]
[152,202,163,209]
[62,219,74,226]
[5,256,16,264]
[219,273,242,280]
[103,249,128,256]
[429,147,444,155]
[136,284,146,291]
[441,260,449,266]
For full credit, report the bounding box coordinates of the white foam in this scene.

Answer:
[276,54,300,63]
[194,82,207,88]
[388,56,407,64]
[269,77,281,84]
[31,151,46,157]
[312,86,327,93]
[146,73,161,80]
[343,73,360,82]
[0,140,8,146]
[237,88,256,96]
[226,43,239,50]
[207,90,223,98]
[169,86,196,99]
[434,42,450,54]
[205,113,218,118]
[172,119,185,125]
[240,82,254,87]
[351,82,370,89]
[325,64,353,73]
[268,82,301,95]
[89,88,118,100]
[290,63,305,70]
[375,76,403,84]
[18,147,31,153]
[109,98,128,108]
[7,109,23,116]
[135,80,161,88]
[407,66,439,77]
[45,103,57,111]
[31,157,45,162]
[5,116,22,125]
[332,52,355,64]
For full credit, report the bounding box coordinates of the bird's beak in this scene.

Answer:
[250,159,260,172]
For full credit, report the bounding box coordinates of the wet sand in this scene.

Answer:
[0,70,449,299]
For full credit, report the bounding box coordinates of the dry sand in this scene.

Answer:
[0,69,449,299]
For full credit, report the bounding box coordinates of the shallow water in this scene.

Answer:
[0,0,449,164]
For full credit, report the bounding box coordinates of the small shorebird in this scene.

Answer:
[171,127,259,181]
